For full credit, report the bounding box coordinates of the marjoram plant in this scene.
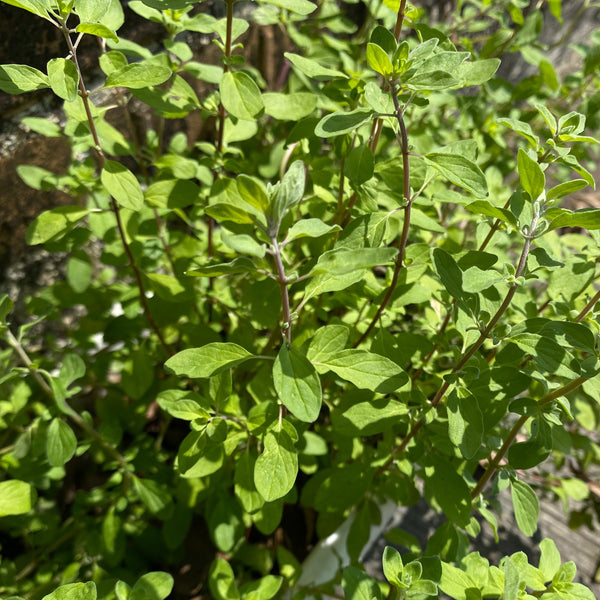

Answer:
[1,0,600,599]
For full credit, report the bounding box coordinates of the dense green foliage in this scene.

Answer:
[1,0,600,599]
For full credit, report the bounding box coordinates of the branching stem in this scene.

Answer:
[271,236,292,344]
[355,84,411,346]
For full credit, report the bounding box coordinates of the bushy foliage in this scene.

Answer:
[0,1,600,599]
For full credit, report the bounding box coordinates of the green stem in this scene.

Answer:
[355,84,411,346]
[271,237,292,344]
[60,22,174,357]
[385,213,539,466]
[470,376,588,499]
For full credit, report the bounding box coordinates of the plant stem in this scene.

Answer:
[60,22,174,357]
[386,214,539,465]
[393,0,408,41]
[576,288,600,322]
[470,376,588,499]
[355,85,411,346]
[271,236,292,344]
[5,329,130,473]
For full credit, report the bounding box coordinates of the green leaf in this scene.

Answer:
[465,200,517,226]
[220,71,264,120]
[234,452,264,514]
[284,52,347,80]
[457,57,500,85]
[41,582,97,600]
[187,256,257,277]
[504,557,520,600]
[510,479,539,536]
[462,266,504,293]
[269,160,306,229]
[26,206,90,245]
[284,218,341,243]
[424,457,471,526]
[46,418,78,467]
[431,248,464,300]
[260,0,316,13]
[517,149,545,200]
[239,575,283,600]
[548,209,600,231]
[0,480,36,516]
[404,70,459,90]
[1,0,53,21]
[67,251,92,293]
[132,477,171,515]
[76,23,119,43]
[209,558,240,600]
[101,160,144,210]
[382,546,404,587]
[21,116,62,137]
[237,176,269,212]
[306,325,349,363]
[105,62,172,88]
[331,397,409,436]
[315,108,374,138]
[0,64,50,94]
[342,566,381,600]
[262,92,317,120]
[145,179,201,208]
[439,562,477,600]
[317,350,407,393]
[46,58,79,101]
[273,345,322,423]
[539,538,561,582]
[157,390,210,421]
[74,0,112,22]
[546,179,588,202]
[131,573,174,600]
[497,118,539,148]
[508,417,552,469]
[366,43,394,76]
[254,428,298,501]
[346,145,374,186]
[310,247,398,276]
[165,343,254,378]
[425,152,487,197]
[447,390,483,459]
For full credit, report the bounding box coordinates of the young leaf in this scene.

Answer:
[76,23,119,43]
[165,343,254,378]
[425,152,488,197]
[209,558,240,600]
[260,0,316,14]
[382,546,404,587]
[46,418,78,467]
[517,148,545,200]
[101,160,144,210]
[366,43,394,77]
[273,345,322,423]
[105,62,172,89]
[539,538,561,582]
[0,480,36,516]
[254,428,298,501]
[510,479,539,536]
[47,58,79,101]
[42,582,97,600]
[269,160,306,229]
[546,179,588,202]
[0,64,50,94]
[220,71,264,120]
